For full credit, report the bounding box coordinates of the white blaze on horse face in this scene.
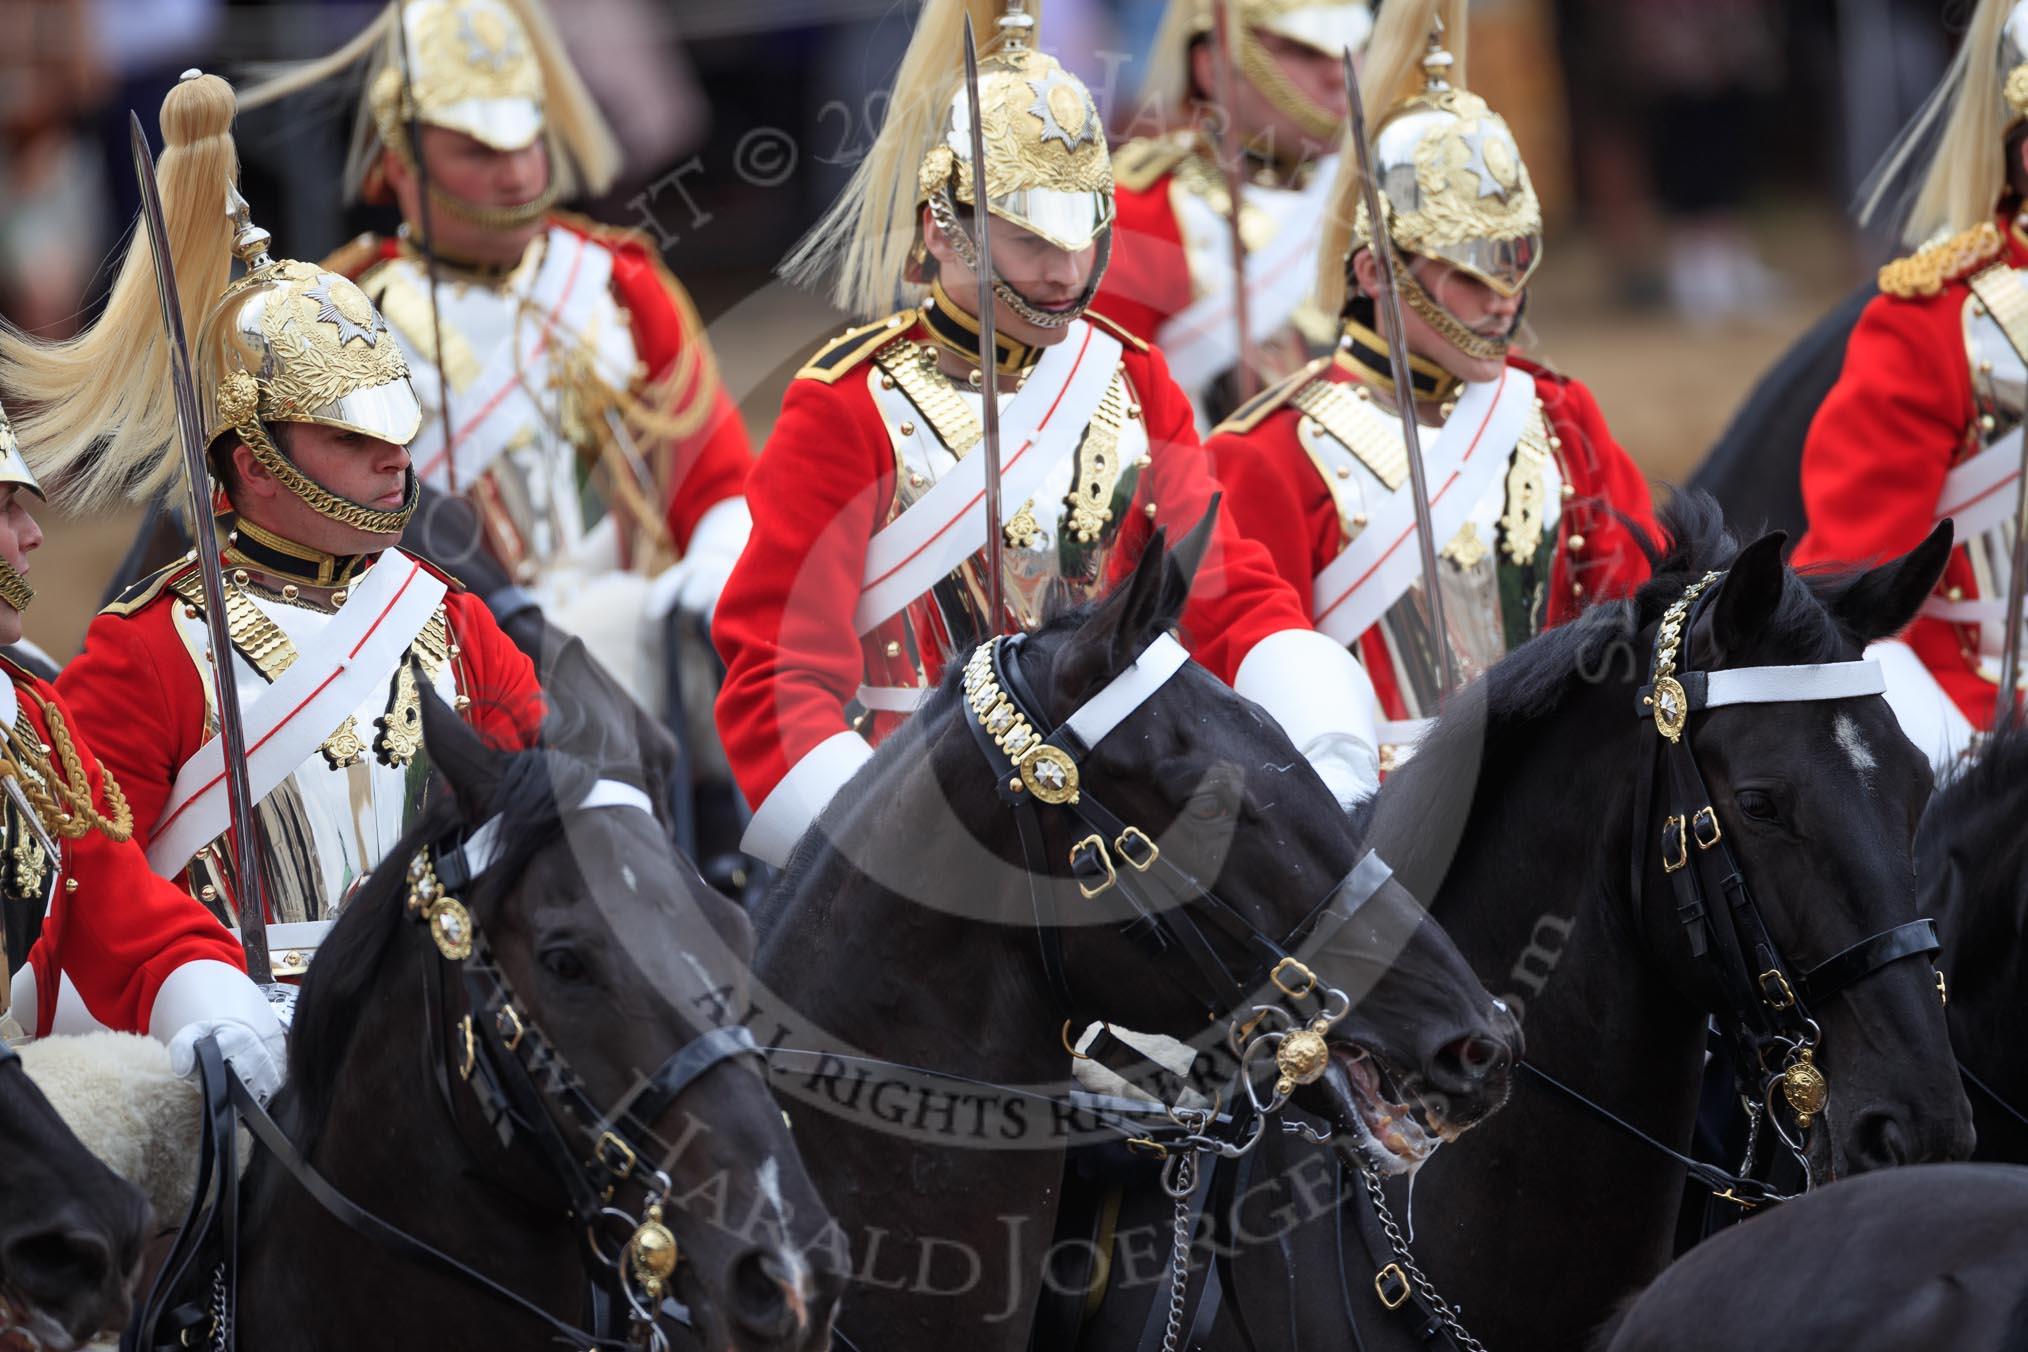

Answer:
[1833,713,1877,785]
[621,863,638,892]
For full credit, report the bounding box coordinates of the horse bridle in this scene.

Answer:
[412,777,763,1339]
[958,632,1396,1148]
[1632,569,1942,1156]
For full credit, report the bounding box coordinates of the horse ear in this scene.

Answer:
[1707,530,1787,661]
[535,637,679,818]
[418,669,505,817]
[1828,520,1954,642]
[1162,496,1218,625]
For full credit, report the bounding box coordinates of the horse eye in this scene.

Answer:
[540,946,589,983]
[1736,790,1779,823]
[1185,787,1235,823]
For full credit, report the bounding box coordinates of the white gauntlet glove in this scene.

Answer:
[152,960,288,1104]
[1234,629,1382,810]
[648,498,752,627]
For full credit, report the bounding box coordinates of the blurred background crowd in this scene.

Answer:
[0,0,1972,654]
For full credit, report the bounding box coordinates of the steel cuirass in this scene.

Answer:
[1962,265,2028,685]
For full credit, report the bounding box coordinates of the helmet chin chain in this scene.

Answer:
[928,189,1112,331]
[1386,255,1516,365]
[0,558,32,613]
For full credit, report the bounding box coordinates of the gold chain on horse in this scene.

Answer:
[1160,1152,1195,1352]
[1358,1162,1489,1352]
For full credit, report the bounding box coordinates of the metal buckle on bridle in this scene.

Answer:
[1691,806,1723,850]
[1115,825,1160,872]
[1270,956,1318,1000]
[495,1003,526,1052]
[1070,834,1117,898]
[1661,815,1689,874]
[1375,1262,1412,1310]
[592,1130,638,1182]
[1759,968,1797,1011]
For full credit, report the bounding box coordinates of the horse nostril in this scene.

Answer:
[5,1226,117,1310]
[1433,1031,1514,1092]
[1851,1109,1912,1170]
[729,1247,805,1342]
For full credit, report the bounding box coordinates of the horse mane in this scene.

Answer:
[1917,715,2028,929]
[279,691,637,1156]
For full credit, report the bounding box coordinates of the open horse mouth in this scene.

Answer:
[0,1288,85,1352]
[1320,1046,1457,1175]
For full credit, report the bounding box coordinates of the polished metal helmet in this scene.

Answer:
[1351,32,1542,300]
[197,192,423,533]
[0,401,45,503]
[2001,1,2028,122]
[916,3,1116,326]
[369,0,545,153]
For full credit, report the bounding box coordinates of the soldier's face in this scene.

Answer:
[0,487,42,644]
[385,127,551,268]
[1354,248,1521,384]
[229,424,413,558]
[923,211,1099,347]
[1191,31,1348,158]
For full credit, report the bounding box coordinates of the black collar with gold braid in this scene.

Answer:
[921,281,1046,375]
[227,517,371,588]
[1336,319,1463,405]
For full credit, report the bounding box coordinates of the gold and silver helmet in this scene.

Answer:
[915,4,1116,327]
[0,403,44,505]
[199,192,423,534]
[782,0,1115,325]
[1324,3,1540,361]
[238,0,618,226]
[1158,0,1373,140]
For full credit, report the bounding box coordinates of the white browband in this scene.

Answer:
[459,778,656,878]
[1062,634,1193,752]
[1697,660,1885,710]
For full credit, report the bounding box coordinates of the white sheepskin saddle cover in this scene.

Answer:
[17,1032,203,1224]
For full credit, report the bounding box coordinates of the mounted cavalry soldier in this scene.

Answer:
[716,0,1385,867]
[0,396,287,1100]
[1099,0,1373,427]
[0,75,543,998]
[1204,0,1656,767]
[242,0,755,714]
[1795,0,2028,764]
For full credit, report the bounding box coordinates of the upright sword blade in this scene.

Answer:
[1341,50,1459,699]
[129,112,276,982]
[1206,0,1259,403]
[393,0,462,495]
[962,15,1008,635]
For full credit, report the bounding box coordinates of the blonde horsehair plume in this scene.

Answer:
[1861,0,2012,245]
[779,0,1037,319]
[1314,0,1466,313]
[0,74,240,513]
[239,0,620,204]
[1139,0,1201,123]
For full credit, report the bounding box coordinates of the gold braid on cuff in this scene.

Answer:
[1239,30,1344,143]
[1391,255,1511,363]
[231,412,420,535]
[927,190,1113,331]
[0,559,33,614]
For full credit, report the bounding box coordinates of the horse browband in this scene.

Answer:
[1632,570,1939,1140]
[962,632,1390,1028]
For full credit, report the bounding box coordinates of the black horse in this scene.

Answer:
[1600,1163,2028,1352]
[1202,496,1972,1351]
[206,651,841,1352]
[0,1040,151,1350]
[751,518,1523,1350]
[1921,717,2028,1161]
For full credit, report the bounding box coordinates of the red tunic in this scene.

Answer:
[1794,216,2021,725]
[1206,355,1658,720]
[330,213,753,555]
[1095,155,1194,351]
[55,551,544,887]
[712,310,1317,809]
[8,658,247,1037]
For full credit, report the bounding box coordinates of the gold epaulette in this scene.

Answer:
[1209,358,1334,437]
[1878,222,2006,299]
[796,312,919,384]
[100,553,198,618]
[1113,133,1198,194]
[320,232,387,282]
[1086,309,1150,353]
